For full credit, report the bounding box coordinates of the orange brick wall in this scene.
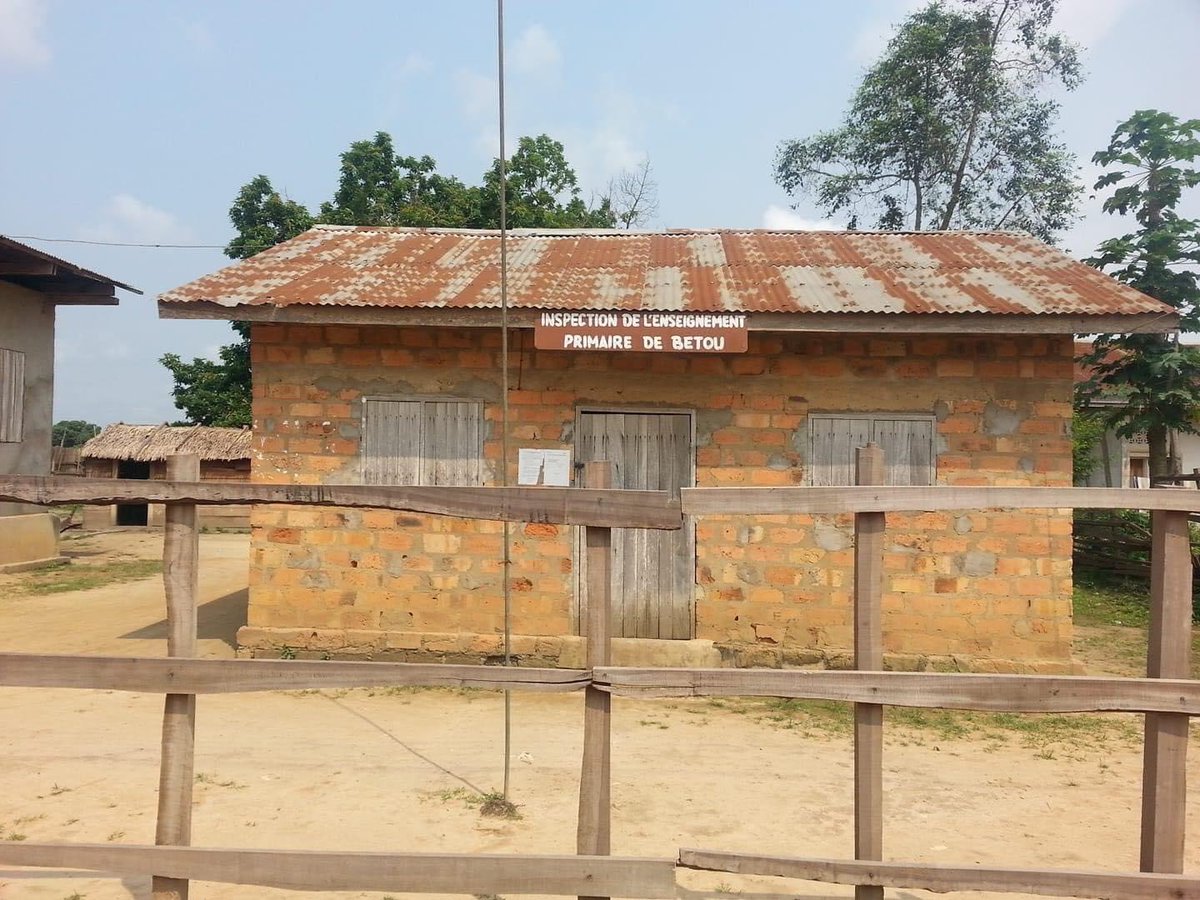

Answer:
[240,324,1075,673]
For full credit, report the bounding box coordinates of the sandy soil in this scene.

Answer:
[0,531,1196,900]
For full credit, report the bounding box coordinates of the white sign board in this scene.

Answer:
[517,448,572,486]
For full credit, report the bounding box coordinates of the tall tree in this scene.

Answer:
[318,132,479,227]
[1077,110,1200,479]
[774,0,1081,241]
[161,327,253,428]
[224,175,314,259]
[480,135,615,228]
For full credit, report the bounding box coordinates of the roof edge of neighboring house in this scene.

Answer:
[0,234,141,306]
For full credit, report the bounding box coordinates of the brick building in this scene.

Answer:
[159,226,1175,673]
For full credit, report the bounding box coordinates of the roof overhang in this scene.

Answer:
[158,300,1180,336]
[0,235,141,305]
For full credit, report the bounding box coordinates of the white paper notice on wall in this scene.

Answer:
[517,448,572,486]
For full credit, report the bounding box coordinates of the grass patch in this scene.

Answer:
[478,791,521,819]
[695,695,1139,751]
[1072,573,1200,678]
[15,559,162,596]
[1073,574,1152,628]
[422,787,522,820]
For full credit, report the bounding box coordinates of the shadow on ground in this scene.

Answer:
[119,588,247,649]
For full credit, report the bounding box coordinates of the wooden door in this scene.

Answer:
[575,411,693,639]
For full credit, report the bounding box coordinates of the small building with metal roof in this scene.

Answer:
[0,235,138,570]
[159,225,1176,672]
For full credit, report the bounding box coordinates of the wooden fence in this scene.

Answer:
[1,457,1199,899]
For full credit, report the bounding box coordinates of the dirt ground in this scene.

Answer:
[0,531,1196,900]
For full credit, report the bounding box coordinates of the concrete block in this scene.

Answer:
[0,513,66,572]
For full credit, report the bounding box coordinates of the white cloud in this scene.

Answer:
[81,194,192,244]
[555,85,654,200]
[181,19,215,55]
[456,68,496,121]
[762,205,838,231]
[1055,0,1132,49]
[511,23,561,76]
[397,51,432,76]
[0,0,50,68]
[850,0,924,65]
[850,0,1129,66]
[455,68,500,158]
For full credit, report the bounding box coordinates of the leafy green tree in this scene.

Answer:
[1070,409,1107,485]
[224,175,314,260]
[52,420,100,447]
[480,135,615,228]
[161,325,252,427]
[318,132,479,227]
[775,0,1081,241]
[1077,110,1200,479]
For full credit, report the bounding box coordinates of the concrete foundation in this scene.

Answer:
[234,626,1080,673]
[0,513,66,572]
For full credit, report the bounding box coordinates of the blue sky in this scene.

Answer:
[1,0,1196,425]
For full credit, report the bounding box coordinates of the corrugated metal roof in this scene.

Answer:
[0,235,141,295]
[157,225,1172,318]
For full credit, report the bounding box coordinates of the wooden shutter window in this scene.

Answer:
[808,414,935,486]
[362,399,421,485]
[422,400,482,486]
[362,398,482,487]
[0,348,24,443]
[872,417,934,486]
[808,416,872,487]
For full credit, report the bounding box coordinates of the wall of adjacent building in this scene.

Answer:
[238,323,1076,674]
[0,283,55,518]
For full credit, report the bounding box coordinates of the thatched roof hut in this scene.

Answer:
[81,424,251,462]
[79,425,252,529]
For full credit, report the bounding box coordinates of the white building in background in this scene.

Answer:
[1075,342,1200,488]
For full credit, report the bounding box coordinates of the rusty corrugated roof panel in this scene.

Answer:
[157,225,1173,317]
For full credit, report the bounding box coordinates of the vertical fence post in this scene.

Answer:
[578,460,613,900]
[152,453,200,900]
[1139,503,1193,873]
[854,443,885,900]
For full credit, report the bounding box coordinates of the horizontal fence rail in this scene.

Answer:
[0,476,683,530]
[0,654,589,694]
[3,460,1197,898]
[682,484,1200,515]
[597,667,1200,714]
[678,849,1200,900]
[0,844,677,897]
[6,653,1200,715]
